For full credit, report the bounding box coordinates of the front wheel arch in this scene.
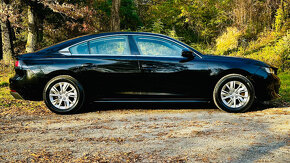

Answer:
[212,69,256,95]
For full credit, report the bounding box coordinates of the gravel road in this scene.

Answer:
[0,103,289,162]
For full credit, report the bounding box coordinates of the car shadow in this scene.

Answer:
[80,100,284,114]
[82,102,218,113]
[250,100,288,112]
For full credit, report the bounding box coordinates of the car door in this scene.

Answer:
[132,35,210,99]
[69,35,140,99]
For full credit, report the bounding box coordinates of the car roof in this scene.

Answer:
[37,32,175,53]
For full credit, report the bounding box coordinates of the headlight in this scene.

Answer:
[264,67,275,74]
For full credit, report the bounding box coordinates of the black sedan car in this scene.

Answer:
[10,32,280,114]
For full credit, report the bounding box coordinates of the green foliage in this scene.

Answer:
[120,0,142,30]
[278,71,290,102]
[275,7,284,33]
[190,43,214,55]
[226,30,289,71]
[166,28,181,41]
[178,0,232,43]
[152,19,164,34]
[215,27,242,55]
[1,0,289,73]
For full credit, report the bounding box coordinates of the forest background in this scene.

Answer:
[0,0,289,102]
[0,0,289,70]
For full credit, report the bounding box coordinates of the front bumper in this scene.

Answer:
[254,71,281,101]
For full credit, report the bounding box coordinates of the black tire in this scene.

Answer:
[213,74,255,113]
[43,75,85,114]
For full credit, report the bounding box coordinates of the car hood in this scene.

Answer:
[202,54,272,68]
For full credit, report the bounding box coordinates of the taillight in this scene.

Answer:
[15,60,19,67]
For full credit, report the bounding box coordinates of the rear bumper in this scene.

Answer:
[9,74,43,101]
[10,91,24,100]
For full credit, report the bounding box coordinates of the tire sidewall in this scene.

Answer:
[214,75,255,113]
[43,76,85,114]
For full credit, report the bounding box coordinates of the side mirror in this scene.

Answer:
[182,49,195,58]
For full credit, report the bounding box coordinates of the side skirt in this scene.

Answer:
[94,98,211,103]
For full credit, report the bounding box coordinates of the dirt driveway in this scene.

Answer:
[0,103,289,162]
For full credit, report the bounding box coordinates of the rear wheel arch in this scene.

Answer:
[41,71,85,98]
[44,70,85,88]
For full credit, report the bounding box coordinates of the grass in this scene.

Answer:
[0,68,14,100]
[278,71,290,102]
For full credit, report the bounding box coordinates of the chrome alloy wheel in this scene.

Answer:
[49,82,78,110]
[221,81,250,108]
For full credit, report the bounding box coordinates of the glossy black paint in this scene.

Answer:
[10,32,280,102]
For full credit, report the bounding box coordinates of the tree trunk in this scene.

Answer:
[1,18,13,65]
[111,0,121,31]
[37,15,43,42]
[0,23,2,60]
[26,5,37,53]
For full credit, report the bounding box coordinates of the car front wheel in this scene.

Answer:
[43,75,85,114]
[213,74,255,113]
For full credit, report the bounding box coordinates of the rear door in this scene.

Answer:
[69,35,140,99]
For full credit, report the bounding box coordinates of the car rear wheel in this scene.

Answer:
[43,75,85,114]
[213,74,255,113]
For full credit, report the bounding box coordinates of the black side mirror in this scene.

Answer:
[182,49,195,58]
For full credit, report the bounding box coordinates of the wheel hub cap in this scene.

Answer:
[49,82,78,110]
[220,81,250,108]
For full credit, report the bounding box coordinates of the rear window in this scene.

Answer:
[89,36,130,55]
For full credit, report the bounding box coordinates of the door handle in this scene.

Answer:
[141,64,156,69]
[82,63,93,67]
[141,64,157,72]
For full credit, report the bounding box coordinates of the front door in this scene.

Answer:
[132,35,210,99]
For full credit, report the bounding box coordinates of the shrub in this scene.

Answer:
[246,32,289,70]
[215,27,242,55]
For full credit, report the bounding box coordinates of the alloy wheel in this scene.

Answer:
[220,81,250,108]
[49,82,78,110]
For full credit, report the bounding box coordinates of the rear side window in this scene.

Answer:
[89,36,130,55]
[69,42,89,54]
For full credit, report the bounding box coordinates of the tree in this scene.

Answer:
[0,0,14,66]
[111,0,121,31]
[26,1,37,53]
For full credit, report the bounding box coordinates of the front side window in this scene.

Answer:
[69,42,89,54]
[134,36,183,56]
[89,36,130,55]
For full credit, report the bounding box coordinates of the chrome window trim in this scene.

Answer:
[65,54,184,58]
[59,34,202,58]
[68,54,136,57]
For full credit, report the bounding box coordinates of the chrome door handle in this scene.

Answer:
[82,63,93,67]
[141,64,156,69]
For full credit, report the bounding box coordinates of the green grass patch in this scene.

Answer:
[0,82,8,88]
[278,71,290,102]
[0,70,14,99]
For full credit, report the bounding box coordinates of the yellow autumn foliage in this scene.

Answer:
[215,27,242,55]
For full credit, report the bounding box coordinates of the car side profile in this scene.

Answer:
[9,32,281,114]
